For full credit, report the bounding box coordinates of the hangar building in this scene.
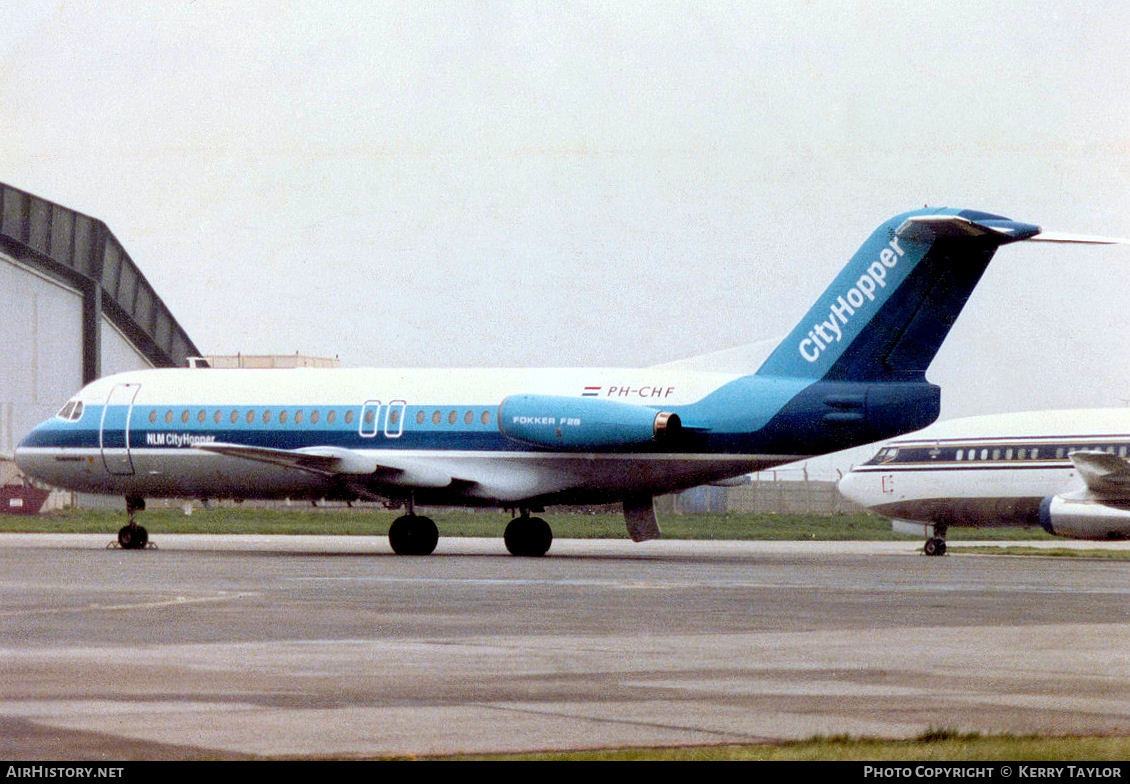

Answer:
[0,181,201,458]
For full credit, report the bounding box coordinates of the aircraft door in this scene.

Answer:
[100,383,140,475]
[384,400,406,438]
[360,400,382,438]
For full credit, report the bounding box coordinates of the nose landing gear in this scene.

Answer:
[923,525,948,557]
[116,496,150,550]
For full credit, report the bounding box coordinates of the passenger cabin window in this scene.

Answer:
[327,411,337,425]
[481,411,491,426]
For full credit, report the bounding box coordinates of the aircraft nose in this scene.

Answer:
[836,471,869,506]
[13,425,44,479]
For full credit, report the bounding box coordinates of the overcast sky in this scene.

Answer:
[4,1,1130,462]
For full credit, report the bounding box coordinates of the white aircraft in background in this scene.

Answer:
[838,409,1130,555]
[15,208,1124,555]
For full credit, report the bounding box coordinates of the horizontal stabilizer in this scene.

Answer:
[898,215,1129,245]
[897,214,1041,242]
[193,442,454,488]
[1069,451,1130,499]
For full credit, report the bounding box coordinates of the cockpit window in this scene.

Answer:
[56,400,84,421]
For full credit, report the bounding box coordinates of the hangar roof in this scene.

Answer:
[0,181,201,372]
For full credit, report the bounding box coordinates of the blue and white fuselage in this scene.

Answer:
[16,207,1122,555]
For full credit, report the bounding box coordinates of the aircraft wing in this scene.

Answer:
[193,443,454,488]
[1069,451,1130,500]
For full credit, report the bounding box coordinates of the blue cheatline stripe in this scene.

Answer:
[25,404,522,452]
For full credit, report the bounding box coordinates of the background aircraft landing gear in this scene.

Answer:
[504,513,552,557]
[388,514,438,556]
[117,496,149,550]
[923,525,948,556]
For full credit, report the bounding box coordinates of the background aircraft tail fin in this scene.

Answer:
[754,208,1113,383]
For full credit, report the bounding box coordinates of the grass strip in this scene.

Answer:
[434,730,1130,761]
[0,508,1063,541]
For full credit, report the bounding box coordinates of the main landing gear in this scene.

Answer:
[384,500,554,557]
[504,511,553,558]
[388,513,439,556]
[116,496,150,550]
[386,495,438,555]
[923,525,948,557]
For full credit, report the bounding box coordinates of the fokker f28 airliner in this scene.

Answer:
[839,409,1130,555]
[14,208,1123,555]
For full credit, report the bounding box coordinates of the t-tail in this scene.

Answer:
[749,208,1125,449]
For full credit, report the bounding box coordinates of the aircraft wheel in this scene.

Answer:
[118,525,148,550]
[923,537,945,557]
[389,515,438,556]
[504,516,553,557]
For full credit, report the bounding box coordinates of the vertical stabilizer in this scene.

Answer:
[755,208,1039,383]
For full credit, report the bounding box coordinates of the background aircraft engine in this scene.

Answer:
[498,395,682,451]
[1038,496,1130,540]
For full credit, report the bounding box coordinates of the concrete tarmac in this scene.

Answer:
[2,534,1130,759]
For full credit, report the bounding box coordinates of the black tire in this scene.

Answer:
[413,516,439,556]
[924,538,941,557]
[118,525,147,550]
[389,515,438,556]
[504,517,553,557]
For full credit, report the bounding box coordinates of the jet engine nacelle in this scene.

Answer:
[1038,496,1130,540]
[498,394,681,451]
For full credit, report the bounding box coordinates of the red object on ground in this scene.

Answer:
[1,483,50,515]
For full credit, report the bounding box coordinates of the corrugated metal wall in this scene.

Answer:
[0,181,201,376]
